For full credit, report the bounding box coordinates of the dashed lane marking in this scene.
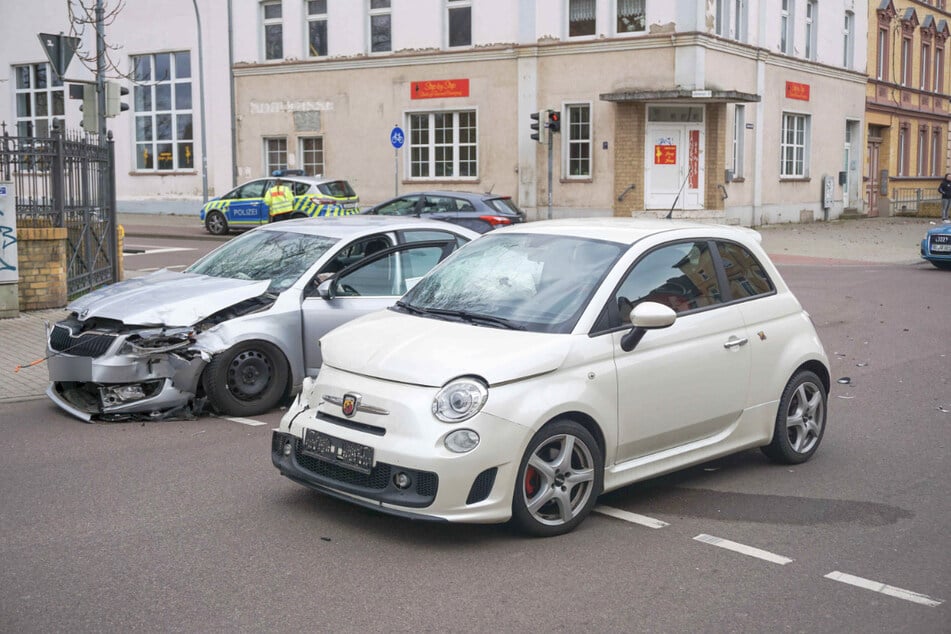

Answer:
[694,534,793,565]
[824,571,944,607]
[594,505,669,528]
[217,415,267,427]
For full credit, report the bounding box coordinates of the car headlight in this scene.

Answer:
[120,328,194,356]
[432,377,488,423]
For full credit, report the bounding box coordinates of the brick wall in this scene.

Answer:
[705,104,726,211]
[16,227,67,310]
[613,103,645,216]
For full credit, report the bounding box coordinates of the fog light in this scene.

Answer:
[283,441,293,457]
[100,384,147,405]
[393,472,412,489]
[445,429,480,453]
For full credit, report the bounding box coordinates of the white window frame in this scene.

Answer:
[805,0,818,61]
[614,0,645,35]
[843,11,855,69]
[406,109,478,180]
[780,112,810,179]
[780,0,794,55]
[262,1,284,61]
[264,137,288,175]
[564,102,593,179]
[306,0,328,58]
[446,0,472,48]
[715,0,727,36]
[13,62,64,140]
[300,136,324,177]
[132,52,195,173]
[732,104,745,179]
[369,0,392,53]
[568,0,597,39]
[733,0,747,42]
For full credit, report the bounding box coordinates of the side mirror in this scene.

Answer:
[316,278,335,300]
[620,301,677,352]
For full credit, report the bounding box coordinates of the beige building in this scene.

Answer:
[865,0,950,216]
[229,0,869,226]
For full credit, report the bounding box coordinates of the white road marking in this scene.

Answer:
[693,534,793,565]
[594,505,669,528]
[824,571,944,607]
[124,246,195,256]
[218,415,267,427]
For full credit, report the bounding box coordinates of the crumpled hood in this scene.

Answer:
[67,270,271,327]
[320,310,572,387]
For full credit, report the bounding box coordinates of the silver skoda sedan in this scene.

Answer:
[46,216,477,421]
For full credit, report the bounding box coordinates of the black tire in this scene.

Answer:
[202,341,289,416]
[930,260,951,271]
[511,419,603,537]
[761,370,827,464]
[290,212,308,219]
[205,210,228,235]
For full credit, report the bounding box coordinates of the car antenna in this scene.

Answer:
[485,183,494,194]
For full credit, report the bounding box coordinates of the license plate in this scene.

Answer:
[302,429,374,474]
[932,243,951,252]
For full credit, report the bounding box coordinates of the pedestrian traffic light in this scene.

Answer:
[530,110,543,143]
[547,109,561,134]
[105,81,130,117]
[78,84,98,131]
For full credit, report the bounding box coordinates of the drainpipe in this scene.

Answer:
[228,0,238,188]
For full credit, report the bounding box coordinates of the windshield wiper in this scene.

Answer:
[411,306,525,330]
[393,300,426,316]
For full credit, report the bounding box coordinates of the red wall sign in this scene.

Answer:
[654,145,677,165]
[785,81,810,101]
[411,79,470,99]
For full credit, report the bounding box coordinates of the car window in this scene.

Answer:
[289,181,310,196]
[716,241,775,301]
[318,180,356,198]
[485,197,521,215]
[319,235,393,276]
[334,243,456,297]
[375,196,419,215]
[421,196,459,214]
[185,229,337,292]
[232,180,267,199]
[615,241,721,321]
[399,229,470,249]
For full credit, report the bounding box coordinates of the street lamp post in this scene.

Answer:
[191,0,209,204]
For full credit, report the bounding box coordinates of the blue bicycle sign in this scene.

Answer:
[390,126,405,149]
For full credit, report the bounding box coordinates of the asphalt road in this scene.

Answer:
[0,261,948,632]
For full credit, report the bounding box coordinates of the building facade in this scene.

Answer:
[865,0,950,216]
[2,1,870,225]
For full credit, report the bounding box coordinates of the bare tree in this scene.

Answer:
[66,0,128,79]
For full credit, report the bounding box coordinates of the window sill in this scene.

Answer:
[560,177,593,184]
[129,170,198,176]
[779,177,811,183]
[729,177,746,183]
[403,178,479,185]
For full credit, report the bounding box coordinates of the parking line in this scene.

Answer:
[594,505,669,528]
[218,415,267,427]
[693,534,793,565]
[824,571,944,607]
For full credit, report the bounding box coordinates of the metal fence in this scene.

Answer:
[890,187,942,215]
[0,123,118,298]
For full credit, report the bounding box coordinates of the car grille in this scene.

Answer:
[466,467,498,505]
[49,324,116,358]
[292,439,438,503]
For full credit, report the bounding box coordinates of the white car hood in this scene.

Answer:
[67,270,271,327]
[320,309,571,386]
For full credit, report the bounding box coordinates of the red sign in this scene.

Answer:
[785,81,810,101]
[654,145,677,165]
[411,79,470,99]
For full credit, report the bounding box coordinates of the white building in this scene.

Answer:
[1,1,869,224]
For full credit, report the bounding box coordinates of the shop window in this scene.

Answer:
[307,0,328,57]
[447,0,471,47]
[133,52,194,172]
[263,1,283,60]
[408,110,477,179]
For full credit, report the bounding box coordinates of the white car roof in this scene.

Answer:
[496,217,762,246]
[253,215,481,240]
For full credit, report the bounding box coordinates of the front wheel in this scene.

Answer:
[761,370,827,464]
[202,341,289,416]
[511,419,602,537]
[205,210,228,235]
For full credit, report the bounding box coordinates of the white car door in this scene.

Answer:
[609,240,752,463]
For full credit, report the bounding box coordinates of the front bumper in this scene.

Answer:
[272,368,531,524]
[921,235,951,263]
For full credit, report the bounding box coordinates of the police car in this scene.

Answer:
[200,170,360,235]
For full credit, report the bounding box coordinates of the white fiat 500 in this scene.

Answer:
[272,219,830,536]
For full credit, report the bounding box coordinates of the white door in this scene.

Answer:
[645,120,704,211]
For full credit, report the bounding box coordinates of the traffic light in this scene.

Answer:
[530,110,543,143]
[105,81,130,117]
[79,84,98,131]
[547,109,561,134]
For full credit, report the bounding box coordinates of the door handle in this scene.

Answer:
[723,336,748,349]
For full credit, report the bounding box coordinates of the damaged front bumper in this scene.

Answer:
[46,320,209,421]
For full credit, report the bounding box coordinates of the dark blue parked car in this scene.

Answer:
[921,224,951,270]
[362,190,525,234]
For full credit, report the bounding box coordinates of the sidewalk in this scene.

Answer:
[1,214,935,404]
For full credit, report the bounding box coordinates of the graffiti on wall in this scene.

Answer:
[0,184,18,279]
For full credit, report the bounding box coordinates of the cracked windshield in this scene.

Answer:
[403,233,624,332]
[185,230,337,292]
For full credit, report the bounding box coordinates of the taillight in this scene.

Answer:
[480,215,512,227]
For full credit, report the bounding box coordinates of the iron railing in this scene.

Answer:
[890,186,942,215]
[0,123,118,298]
